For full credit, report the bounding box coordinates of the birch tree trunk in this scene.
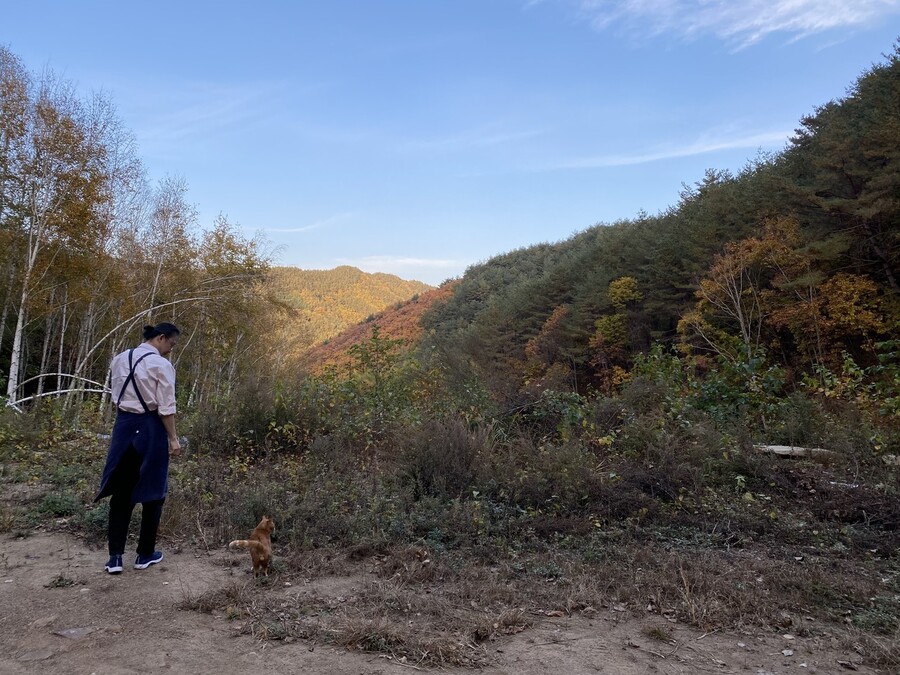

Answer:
[7,260,34,402]
[36,304,53,397]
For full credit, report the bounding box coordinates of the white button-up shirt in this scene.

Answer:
[110,343,177,415]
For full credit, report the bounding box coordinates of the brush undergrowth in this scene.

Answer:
[1,352,897,669]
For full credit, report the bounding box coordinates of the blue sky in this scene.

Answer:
[4,1,899,285]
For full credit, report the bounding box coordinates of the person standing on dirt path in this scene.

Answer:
[95,322,182,574]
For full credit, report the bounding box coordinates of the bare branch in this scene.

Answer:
[75,296,212,374]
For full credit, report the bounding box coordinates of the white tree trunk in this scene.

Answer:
[6,279,29,402]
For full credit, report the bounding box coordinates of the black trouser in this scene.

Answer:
[107,447,165,556]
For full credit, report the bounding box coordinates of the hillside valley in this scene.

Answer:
[267,265,432,355]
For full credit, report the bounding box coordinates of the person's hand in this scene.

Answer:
[169,436,182,457]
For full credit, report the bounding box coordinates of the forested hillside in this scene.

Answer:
[301,281,456,372]
[276,47,899,463]
[418,49,898,403]
[268,266,431,354]
[284,47,897,413]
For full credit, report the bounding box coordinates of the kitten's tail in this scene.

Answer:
[229,539,263,551]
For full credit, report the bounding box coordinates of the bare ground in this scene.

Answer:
[0,530,883,675]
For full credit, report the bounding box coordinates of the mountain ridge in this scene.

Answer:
[268,265,433,354]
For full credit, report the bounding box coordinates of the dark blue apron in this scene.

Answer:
[95,349,170,504]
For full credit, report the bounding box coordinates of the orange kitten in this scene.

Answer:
[229,516,275,577]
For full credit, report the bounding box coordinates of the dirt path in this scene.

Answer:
[0,530,881,674]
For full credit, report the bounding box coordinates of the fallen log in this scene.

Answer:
[753,445,839,460]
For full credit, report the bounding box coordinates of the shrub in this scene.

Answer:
[393,419,487,499]
[77,501,109,538]
[38,492,80,517]
[518,389,589,442]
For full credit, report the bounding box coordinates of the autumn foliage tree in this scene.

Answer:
[0,50,131,403]
[0,47,274,416]
[680,215,891,373]
[589,276,643,391]
[524,304,571,388]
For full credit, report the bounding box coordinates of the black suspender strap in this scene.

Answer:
[116,349,153,414]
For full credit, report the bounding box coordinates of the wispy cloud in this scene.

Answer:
[118,80,285,158]
[551,0,900,47]
[544,128,790,170]
[264,212,358,234]
[402,128,544,153]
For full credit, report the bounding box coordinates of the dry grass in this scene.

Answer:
[0,502,17,533]
[642,624,674,642]
[470,608,532,642]
[175,536,900,668]
[331,615,478,666]
[848,630,900,672]
[174,545,538,667]
[177,580,254,615]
